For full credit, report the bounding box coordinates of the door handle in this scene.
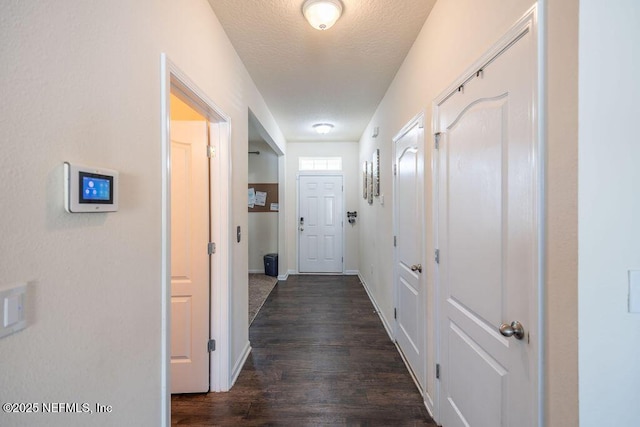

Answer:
[299,226,304,232]
[410,264,422,273]
[499,321,525,340]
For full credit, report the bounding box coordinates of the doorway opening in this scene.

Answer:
[161,54,232,424]
[246,110,285,327]
[247,115,280,324]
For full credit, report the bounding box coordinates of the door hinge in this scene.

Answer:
[394,308,397,319]
[435,249,440,264]
[436,363,440,379]
[394,236,397,247]
[208,339,216,352]
[393,164,397,176]
[207,145,215,158]
[208,242,216,255]
[434,132,441,150]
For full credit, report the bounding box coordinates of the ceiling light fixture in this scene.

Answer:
[313,123,334,134]
[302,0,343,31]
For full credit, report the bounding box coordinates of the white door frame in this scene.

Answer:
[392,112,427,393]
[160,54,233,425]
[431,5,544,425]
[296,171,345,274]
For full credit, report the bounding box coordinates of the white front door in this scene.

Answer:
[170,120,210,393]
[393,116,426,390]
[436,14,538,426]
[298,175,344,273]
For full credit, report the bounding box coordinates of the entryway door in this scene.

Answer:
[298,175,344,273]
[170,120,211,393]
[435,12,538,427]
[393,115,426,390]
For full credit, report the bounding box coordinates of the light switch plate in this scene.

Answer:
[4,294,22,327]
[629,271,640,313]
[0,283,27,339]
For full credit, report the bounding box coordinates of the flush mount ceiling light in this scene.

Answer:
[302,0,343,31]
[313,123,334,134]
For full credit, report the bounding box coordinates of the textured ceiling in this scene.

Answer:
[208,0,436,142]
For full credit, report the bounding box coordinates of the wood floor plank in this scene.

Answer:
[172,275,437,426]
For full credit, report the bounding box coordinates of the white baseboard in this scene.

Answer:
[358,275,429,410]
[358,273,394,341]
[394,339,425,396]
[425,392,435,420]
[230,341,251,388]
[287,271,359,277]
[277,271,289,281]
[248,269,264,274]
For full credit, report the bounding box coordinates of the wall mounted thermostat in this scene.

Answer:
[64,162,119,213]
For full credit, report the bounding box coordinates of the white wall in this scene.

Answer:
[248,140,279,272]
[358,0,579,424]
[285,142,360,274]
[0,1,284,425]
[578,1,640,425]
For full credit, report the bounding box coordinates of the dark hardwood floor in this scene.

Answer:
[172,275,436,426]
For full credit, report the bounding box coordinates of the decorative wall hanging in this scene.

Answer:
[372,148,380,197]
[362,161,368,200]
[367,161,374,205]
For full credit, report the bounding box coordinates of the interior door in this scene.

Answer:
[436,18,537,427]
[298,175,343,273]
[393,117,425,389]
[170,120,210,393]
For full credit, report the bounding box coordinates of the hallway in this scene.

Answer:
[171,275,436,425]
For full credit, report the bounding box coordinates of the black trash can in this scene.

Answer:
[264,253,278,277]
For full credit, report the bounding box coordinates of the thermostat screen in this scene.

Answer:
[79,172,113,204]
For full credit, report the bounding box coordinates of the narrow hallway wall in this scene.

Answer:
[578,1,640,425]
[358,0,578,425]
[0,1,285,425]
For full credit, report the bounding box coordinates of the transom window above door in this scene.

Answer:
[299,157,342,171]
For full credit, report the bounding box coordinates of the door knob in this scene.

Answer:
[410,264,422,273]
[299,226,304,232]
[499,321,525,340]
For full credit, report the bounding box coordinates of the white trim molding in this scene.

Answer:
[230,341,252,388]
[358,273,393,341]
[278,271,292,281]
[160,54,233,426]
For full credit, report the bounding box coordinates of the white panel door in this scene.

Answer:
[436,17,537,427]
[170,120,210,393]
[298,175,343,273]
[393,117,425,389]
